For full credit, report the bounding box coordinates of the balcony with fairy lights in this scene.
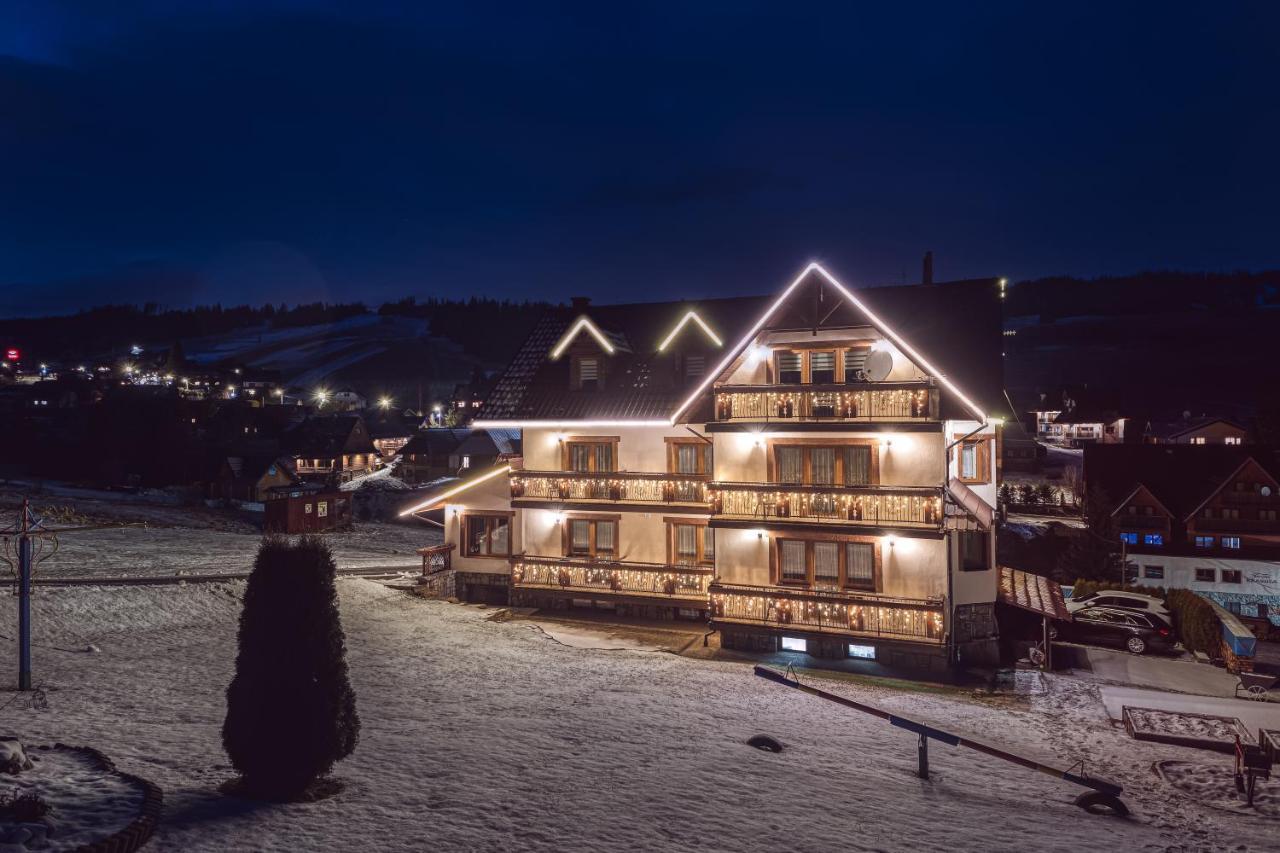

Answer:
[710,382,939,428]
[709,582,945,644]
[510,555,713,606]
[708,483,943,532]
[510,470,709,512]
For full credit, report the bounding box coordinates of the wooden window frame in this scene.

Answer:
[769,533,882,592]
[953,434,993,485]
[664,437,713,476]
[766,438,879,485]
[664,517,714,567]
[561,436,620,473]
[772,343,876,385]
[460,510,515,559]
[561,512,621,558]
[958,530,991,572]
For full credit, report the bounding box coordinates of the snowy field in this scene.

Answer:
[2,581,1276,852]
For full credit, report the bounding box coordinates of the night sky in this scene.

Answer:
[3,2,1278,315]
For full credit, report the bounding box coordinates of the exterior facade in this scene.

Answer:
[403,264,1005,672]
[283,415,380,483]
[1143,417,1248,446]
[264,488,352,533]
[1087,445,1280,637]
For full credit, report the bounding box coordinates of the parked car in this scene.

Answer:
[1053,606,1175,655]
[1066,590,1170,619]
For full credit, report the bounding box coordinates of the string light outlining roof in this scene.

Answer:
[657,310,724,351]
[549,316,615,360]
[397,464,512,517]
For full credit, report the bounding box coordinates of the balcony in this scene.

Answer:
[511,555,713,604]
[511,470,708,509]
[713,382,939,424]
[709,482,943,529]
[709,582,944,643]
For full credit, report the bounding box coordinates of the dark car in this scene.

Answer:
[1053,606,1175,655]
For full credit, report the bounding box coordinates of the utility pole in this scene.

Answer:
[17,500,32,690]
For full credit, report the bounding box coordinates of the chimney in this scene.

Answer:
[570,296,591,311]
[922,251,934,285]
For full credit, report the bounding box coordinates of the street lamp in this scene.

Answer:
[378,396,392,410]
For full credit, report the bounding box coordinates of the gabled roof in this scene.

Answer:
[397,463,513,516]
[1147,416,1246,441]
[475,263,1002,424]
[283,415,376,457]
[1110,483,1175,520]
[401,428,472,457]
[1085,445,1280,521]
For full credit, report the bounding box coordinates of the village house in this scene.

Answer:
[1142,415,1248,446]
[366,415,418,458]
[214,453,300,503]
[397,428,516,484]
[1085,444,1280,638]
[1026,387,1128,447]
[283,415,379,483]
[402,263,1005,672]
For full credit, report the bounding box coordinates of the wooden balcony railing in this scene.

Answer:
[511,555,713,602]
[709,582,944,643]
[709,482,943,529]
[713,382,939,423]
[511,470,708,506]
[418,543,454,575]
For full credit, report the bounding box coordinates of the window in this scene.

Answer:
[954,435,992,485]
[1191,436,1206,445]
[1262,510,1278,521]
[566,517,617,558]
[780,637,807,652]
[1143,533,1163,546]
[1143,565,1164,579]
[304,502,313,514]
[1224,436,1241,445]
[1221,569,1242,584]
[1194,536,1214,548]
[463,513,511,557]
[1195,568,1215,583]
[777,351,802,384]
[843,348,868,382]
[774,536,878,589]
[960,531,990,571]
[669,521,714,567]
[683,354,706,380]
[317,501,328,518]
[667,439,712,475]
[809,351,836,384]
[564,438,617,472]
[1222,536,1241,550]
[576,357,600,390]
[1120,532,1138,545]
[771,442,876,486]
[847,644,876,660]
[1221,508,1239,520]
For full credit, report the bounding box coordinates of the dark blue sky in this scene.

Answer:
[2,2,1278,315]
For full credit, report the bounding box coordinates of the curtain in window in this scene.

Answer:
[702,526,715,560]
[491,517,509,554]
[961,444,977,479]
[810,448,836,484]
[570,520,591,553]
[594,443,614,472]
[570,445,591,472]
[813,542,839,585]
[844,446,872,485]
[467,516,487,555]
[676,525,697,562]
[846,543,874,587]
[780,540,806,581]
[777,447,803,484]
[676,444,699,474]
[596,521,616,555]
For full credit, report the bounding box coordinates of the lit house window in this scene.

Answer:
[1120,532,1138,545]
[1224,436,1241,445]
[955,436,991,485]
[1223,536,1241,550]
[463,514,511,557]
[1194,536,1214,548]
[1143,533,1164,546]
[1191,437,1206,445]
[566,517,617,558]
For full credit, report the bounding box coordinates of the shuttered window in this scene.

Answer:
[810,351,836,384]
[778,351,802,384]
[844,348,868,381]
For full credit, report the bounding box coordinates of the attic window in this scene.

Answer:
[575,357,600,390]
[777,352,802,384]
[844,348,868,382]
[810,351,835,384]
[684,355,705,379]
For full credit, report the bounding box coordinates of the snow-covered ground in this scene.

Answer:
[2,581,1275,851]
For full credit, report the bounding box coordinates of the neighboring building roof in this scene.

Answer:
[283,415,376,457]
[223,453,297,486]
[366,416,417,440]
[400,428,472,457]
[1146,416,1246,442]
[1084,444,1280,521]
[476,266,1003,423]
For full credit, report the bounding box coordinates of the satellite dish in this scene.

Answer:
[1263,486,1273,497]
[864,349,892,382]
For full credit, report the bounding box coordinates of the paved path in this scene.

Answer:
[1098,685,1280,734]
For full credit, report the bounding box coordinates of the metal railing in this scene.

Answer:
[511,470,708,505]
[709,482,943,528]
[511,555,713,601]
[709,582,944,642]
[713,383,939,422]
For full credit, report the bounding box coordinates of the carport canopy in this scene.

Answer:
[998,566,1072,622]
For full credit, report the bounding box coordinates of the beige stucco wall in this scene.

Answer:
[442,468,520,576]
[522,425,710,472]
[518,506,704,565]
